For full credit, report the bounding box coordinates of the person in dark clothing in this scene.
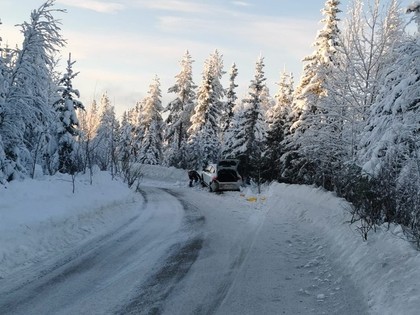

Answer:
[188,170,201,187]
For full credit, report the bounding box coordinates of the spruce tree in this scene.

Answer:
[339,0,404,162]
[165,51,196,167]
[93,93,117,171]
[118,111,134,179]
[263,71,294,182]
[236,56,267,184]
[139,76,164,165]
[359,6,420,219]
[54,54,84,174]
[281,0,341,185]
[187,51,225,169]
[222,63,238,133]
[0,0,66,180]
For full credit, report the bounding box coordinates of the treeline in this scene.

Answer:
[1,0,420,245]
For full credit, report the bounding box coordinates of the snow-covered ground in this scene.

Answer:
[1,165,419,314]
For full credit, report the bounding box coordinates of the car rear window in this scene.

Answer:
[218,160,238,167]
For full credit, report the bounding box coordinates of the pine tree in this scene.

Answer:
[165,51,196,167]
[187,50,225,169]
[263,71,294,181]
[1,0,66,180]
[236,56,267,184]
[359,12,419,179]
[128,100,144,163]
[118,111,134,178]
[54,53,84,174]
[93,93,117,171]
[339,0,404,161]
[221,63,238,133]
[281,0,341,185]
[139,76,164,165]
[222,102,246,159]
[353,4,420,236]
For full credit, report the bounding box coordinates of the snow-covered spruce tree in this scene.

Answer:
[127,102,143,163]
[358,5,420,235]
[220,63,239,159]
[339,0,405,161]
[93,93,118,171]
[221,63,238,133]
[262,71,294,182]
[0,0,66,180]
[54,53,84,174]
[118,111,132,169]
[260,85,275,120]
[139,76,164,165]
[117,110,137,185]
[281,0,342,186]
[222,101,246,159]
[164,51,196,168]
[187,50,225,169]
[235,56,268,186]
[310,0,344,189]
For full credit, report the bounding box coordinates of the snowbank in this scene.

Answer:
[0,165,186,279]
[0,171,141,279]
[137,164,187,187]
[266,182,420,315]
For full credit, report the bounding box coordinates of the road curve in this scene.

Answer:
[0,186,203,315]
[0,184,368,315]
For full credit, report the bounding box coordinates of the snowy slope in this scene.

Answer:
[1,166,419,314]
[265,183,420,314]
[0,171,142,279]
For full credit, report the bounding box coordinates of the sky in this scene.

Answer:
[0,0,416,116]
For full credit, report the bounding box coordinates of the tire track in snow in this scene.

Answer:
[116,237,204,315]
[115,188,205,315]
[204,208,267,314]
[0,186,187,315]
[0,212,142,314]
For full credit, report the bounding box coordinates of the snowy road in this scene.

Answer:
[0,186,200,314]
[160,187,368,315]
[0,183,368,314]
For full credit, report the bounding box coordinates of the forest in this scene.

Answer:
[0,0,419,245]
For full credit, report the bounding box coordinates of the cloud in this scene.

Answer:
[155,12,316,56]
[57,0,125,13]
[231,1,251,7]
[128,0,214,14]
[157,15,217,33]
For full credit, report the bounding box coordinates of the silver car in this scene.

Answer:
[201,159,242,192]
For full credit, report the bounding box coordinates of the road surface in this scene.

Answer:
[0,185,368,314]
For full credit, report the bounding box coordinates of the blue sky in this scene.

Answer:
[0,0,415,116]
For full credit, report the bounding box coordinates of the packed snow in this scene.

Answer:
[1,165,420,314]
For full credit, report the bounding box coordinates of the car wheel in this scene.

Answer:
[209,182,213,192]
